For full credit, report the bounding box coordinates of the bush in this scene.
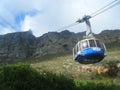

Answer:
[0,63,75,90]
[105,61,119,77]
[0,63,39,90]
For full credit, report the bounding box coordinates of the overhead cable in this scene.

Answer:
[57,0,120,31]
[90,0,120,18]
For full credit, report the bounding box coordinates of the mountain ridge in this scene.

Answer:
[0,29,120,64]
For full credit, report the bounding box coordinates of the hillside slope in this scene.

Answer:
[0,29,120,64]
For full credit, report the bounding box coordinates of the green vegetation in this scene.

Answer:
[27,50,120,80]
[105,61,119,77]
[0,63,119,90]
[75,80,120,90]
[0,48,119,89]
[0,63,75,90]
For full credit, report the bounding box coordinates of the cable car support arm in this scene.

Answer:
[76,15,93,38]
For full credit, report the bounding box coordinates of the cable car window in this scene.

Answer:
[100,42,105,50]
[82,40,88,49]
[96,40,106,51]
[89,40,96,47]
[96,40,102,48]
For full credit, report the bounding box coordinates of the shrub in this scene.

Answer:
[0,63,75,90]
[105,61,119,77]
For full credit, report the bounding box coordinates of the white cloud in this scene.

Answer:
[0,0,120,36]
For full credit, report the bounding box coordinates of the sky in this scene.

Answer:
[0,0,120,37]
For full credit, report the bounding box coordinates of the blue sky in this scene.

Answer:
[0,0,120,37]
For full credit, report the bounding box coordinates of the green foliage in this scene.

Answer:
[75,80,120,90]
[0,63,119,90]
[105,61,119,77]
[0,63,75,90]
[0,63,39,90]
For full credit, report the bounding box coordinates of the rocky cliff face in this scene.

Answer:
[0,29,120,64]
[33,30,78,57]
[0,30,35,64]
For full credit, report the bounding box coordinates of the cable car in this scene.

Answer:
[73,15,107,64]
[73,37,106,64]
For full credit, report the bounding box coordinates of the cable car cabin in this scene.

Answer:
[73,37,106,64]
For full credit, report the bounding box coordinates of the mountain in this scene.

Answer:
[0,29,120,64]
[0,30,36,64]
[96,29,120,48]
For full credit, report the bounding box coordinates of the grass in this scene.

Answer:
[0,63,119,90]
[0,48,120,90]
[21,49,120,81]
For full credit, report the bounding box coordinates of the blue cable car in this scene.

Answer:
[73,15,107,64]
[73,37,106,64]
